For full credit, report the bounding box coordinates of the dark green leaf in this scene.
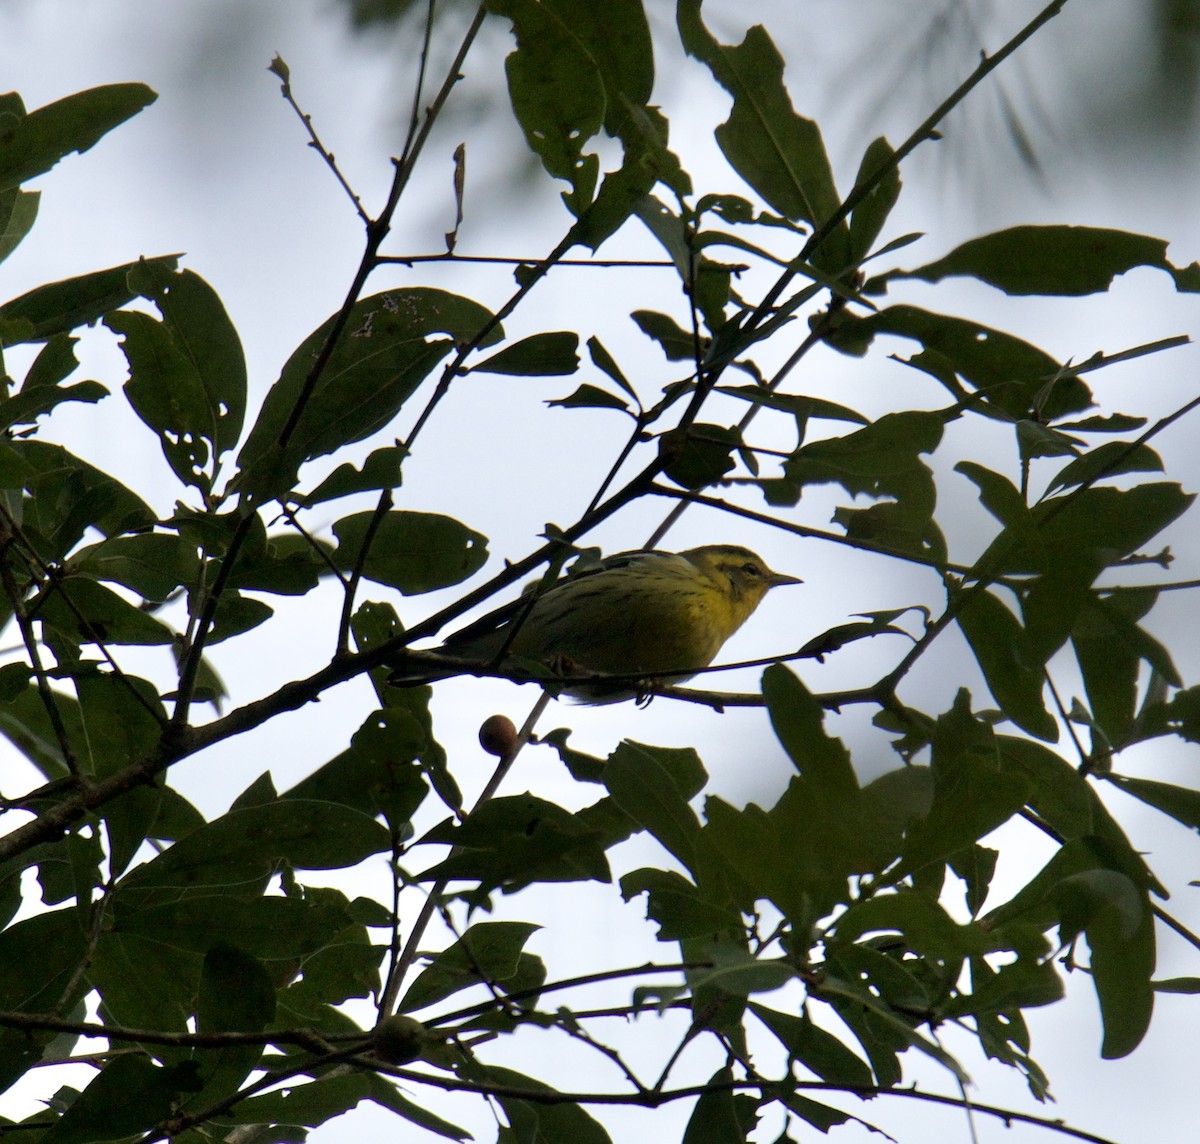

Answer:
[400,921,540,1012]
[955,588,1057,740]
[1044,441,1162,496]
[620,867,742,940]
[108,308,217,491]
[0,255,180,345]
[69,533,200,602]
[0,680,85,782]
[284,705,431,827]
[206,591,274,643]
[682,1066,756,1144]
[586,335,639,404]
[763,664,858,797]
[0,187,39,264]
[0,331,104,431]
[486,0,605,215]
[190,944,275,1106]
[237,288,498,501]
[420,794,612,893]
[826,305,1091,420]
[117,800,393,899]
[225,1072,470,1139]
[14,440,156,543]
[38,1055,200,1144]
[331,510,487,594]
[749,1002,873,1087]
[32,576,177,647]
[297,444,406,507]
[547,382,631,412]
[848,136,900,263]
[677,6,847,273]
[1108,774,1200,832]
[898,225,1200,296]
[127,264,247,460]
[0,84,157,193]
[231,531,330,596]
[661,422,740,489]
[75,673,165,783]
[631,309,695,360]
[472,331,580,375]
[114,893,354,959]
[604,740,702,874]
[900,691,1034,871]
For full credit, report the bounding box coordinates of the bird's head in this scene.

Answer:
[683,544,802,619]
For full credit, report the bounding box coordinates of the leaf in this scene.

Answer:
[897,225,1200,296]
[1108,774,1200,832]
[69,532,200,602]
[486,0,605,215]
[0,84,157,193]
[676,5,848,273]
[116,800,393,900]
[620,867,742,941]
[763,664,858,798]
[225,531,329,597]
[15,440,156,545]
[682,1066,757,1144]
[955,589,1058,741]
[0,255,180,345]
[0,909,89,1092]
[603,740,703,875]
[0,187,39,265]
[74,673,165,789]
[113,894,355,959]
[107,308,217,491]
[826,305,1092,421]
[473,1064,614,1144]
[297,444,406,507]
[899,692,1033,873]
[547,382,631,413]
[225,1073,470,1139]
[0,334,108,431]
[190,944,275,1106]
[660,422,740,489]
[687,943,795,997]
[586,335,639,404]
[1072,590,1172,744]
[748,1003,873,1087]
[1044,441,1163,496]
[37,1055,201,1144]
[419,794,612,894]
[631,308,696,361]
[848,136,900,264]
[472,331,580,375]
[127,263,247,461]
[331,510,487,594]
[32,576,177,648]
[400,921,541,1012]
[236,288,498,501]
[284,708,429,827]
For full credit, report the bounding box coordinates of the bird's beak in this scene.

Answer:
[766,569,802,587]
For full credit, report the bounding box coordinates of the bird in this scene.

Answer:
[388,544,800,702]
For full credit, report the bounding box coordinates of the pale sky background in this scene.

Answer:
[2,2,1200,1142]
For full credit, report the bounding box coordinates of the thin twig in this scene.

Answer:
[336,488,393,655]
[0,549,78,776]
[375,690,552,1021]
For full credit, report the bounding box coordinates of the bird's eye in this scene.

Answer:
[742,562,762,577]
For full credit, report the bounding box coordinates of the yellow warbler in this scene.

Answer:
[391,544,800,702]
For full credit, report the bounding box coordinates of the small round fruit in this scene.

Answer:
[374,1014,427,1064]
[479,714,518,757]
